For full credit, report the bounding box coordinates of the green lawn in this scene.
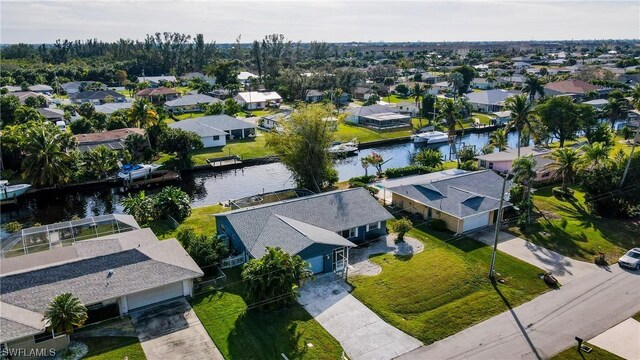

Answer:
[335,122,419,143]
[509,186,640,262]
[551,342,624,360]
[174,112,205,120]
[384,94,413,104]
[633,311,640,322]
[81,336,146,360]
[148,203,228,240]
[471,112,493,125]
[349,224,549,345]
[191,269,343,360]
[189,134,276,165]
[249,109,276,117]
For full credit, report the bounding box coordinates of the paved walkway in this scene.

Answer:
[298,274,422,360]
[588,318,640,360]
[473,230,599,285]
[348,235,424,276]
[131,299,224,360]
[398,266,640,360]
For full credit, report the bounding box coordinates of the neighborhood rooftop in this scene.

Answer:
[475,145,551,162]
[169,114,255,133]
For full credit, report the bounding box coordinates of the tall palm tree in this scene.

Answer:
[631,84,640,110]
[44,293,88,335]
[22,125,72,187]
[543,148,581,193]
[603,97,626,130]
[85,145,119,179]
[438,98,465,165]
[128,99,159,129]
[503,94,534,157]
[448,72,464,98]
[15,106,45,123]
[522,75,545,103]
[413,83,423,122]
[512,155,537,224]
[485,71,497,87]
[489,128,509,151]
[580,142,611,170]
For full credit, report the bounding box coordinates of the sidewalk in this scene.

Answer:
[472,229,598,285]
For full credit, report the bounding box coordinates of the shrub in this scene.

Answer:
[458,160,478,171]
[552,187,574,200]
[4,221,22,233]
[349,181,379,196]
[349,175,376,184]
[385,165,434,178]
[154,186,192,222]
[430,218,447,231]
[391,217,412,242]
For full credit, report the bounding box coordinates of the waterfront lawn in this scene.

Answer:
[551,342,624,360]
[191,268,343,360]
[349,224,549,345]
[149,204,228,240]
[509,185,640,262]
[189,134,275,165]
[174,112,205,121]
[335,122,418,143]
[81,336,145,360]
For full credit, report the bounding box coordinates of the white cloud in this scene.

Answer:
[1,0,638,43]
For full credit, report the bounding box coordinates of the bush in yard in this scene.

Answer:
[154,186,192,222]
[184,232,230,268]
[349,175,376,184]
[509,184,526,206]
[430,219,447,231]
[392,217,412,242]
[121,191,156,224]
[385,165,434,178]
[4,221,22,233]
[242,247,313,309]
[458,160,478,171]
[348,181,379,196]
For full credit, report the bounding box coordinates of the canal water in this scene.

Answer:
[1,130,529,227]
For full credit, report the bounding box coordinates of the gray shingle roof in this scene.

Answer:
[168,119,228,138]
[69,90,125,101]
[94,102,134,114]
[346,104,399,117]
[464,90,519,106]
[170,115,256,135]
[164,94,221,107]
[389,170,511,218]
[218,188,392,258]
[306,89,324,97]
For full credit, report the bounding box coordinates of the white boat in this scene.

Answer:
[412,131,449,144]
[0,180,31,201]
[117,164,162,181]
[329,138,359,156]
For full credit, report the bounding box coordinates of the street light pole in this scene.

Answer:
[489,174,508,280]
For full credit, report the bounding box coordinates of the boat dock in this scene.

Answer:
[206,155,243,169]
[122,170,181,190]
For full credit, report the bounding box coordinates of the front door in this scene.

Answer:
[333,247,346,273]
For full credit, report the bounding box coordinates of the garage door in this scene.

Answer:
[463,213,490,232]
[307,256,325,274]
[127,282,184,311]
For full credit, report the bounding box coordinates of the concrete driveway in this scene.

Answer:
[130,299,224,360]
[588,318,640,360]
[298,274,421,360]
[473,230,598,285]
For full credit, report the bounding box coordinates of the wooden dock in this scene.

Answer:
[206,155,243,169]
[122,170,182,190]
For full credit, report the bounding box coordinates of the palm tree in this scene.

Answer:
[44,293,88,335]
[84,145,118,179]
[448,72,464,98]
[15,106,45,123]
[522,75,545,103]
[543,148,581,193]
[489,128,509,151]
[22,125,72,187]
[438,98,465,165]
[360,157,370,177]
[503,94,534,157]
[485,71,497,87]
[580,142,611,170]
[512,155,537,224]
[631,84,640,110]
[413,83,423,124]
[603,97,626,130]
[128,99,159,129]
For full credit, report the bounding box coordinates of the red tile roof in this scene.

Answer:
[544,79,602,95]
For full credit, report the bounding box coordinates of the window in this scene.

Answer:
[488,162,494,169]
[479,160,487,168]
[213,135,220,140]
[348,227,358,238]
[366,222,380,231]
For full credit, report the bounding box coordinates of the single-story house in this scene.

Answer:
[94,102,134,115]
[1,85,21,92]
[582,98,608,110]
[75,128,145,152]
[464,89,520,113]
[69,90,127,105]
[164,94,221,113]
[261,112,289,130]
[0,215,202,357]
[491,110,512,125]
[544,79,604,98]
[431,81,451,93]
[61,81,106,95]
[37,108,65,122]
[471,78,495,90]
[137,76,177,87]
[28,84,53,94]
[181,72,216,85]
[237,71,258,86]
[499,75,526,87]
[262,91,283,106]
[346,104,411,130]
[10,92,52,106]
[419,73,446,84]
[352,86,374,100]
[475,145,552,182]
[305,89,324,103]
[389,170,511,233]
[215,188,393,274]
[513,62,532,70]
[396,101,420,116]
[134,87,179,104]
[169,114,257,147]
[234,91,267,110]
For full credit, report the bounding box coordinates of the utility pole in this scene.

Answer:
[489,174,508,280]
[620,127,640,186]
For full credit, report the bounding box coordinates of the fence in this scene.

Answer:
[195,266,227,291]
[221,252,246,269]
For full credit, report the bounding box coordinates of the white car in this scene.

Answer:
[618,248,640,270]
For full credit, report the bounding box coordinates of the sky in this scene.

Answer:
[1,0,639,44]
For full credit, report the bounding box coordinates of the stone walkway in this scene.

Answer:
[348,235,424,276]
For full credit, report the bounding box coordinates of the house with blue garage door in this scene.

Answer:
[214,188,393,274]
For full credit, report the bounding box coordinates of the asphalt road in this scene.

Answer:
[397,265,640,360]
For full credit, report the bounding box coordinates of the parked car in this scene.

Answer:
[618,248,640,270]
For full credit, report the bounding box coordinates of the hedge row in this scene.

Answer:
[384,165,436,178]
